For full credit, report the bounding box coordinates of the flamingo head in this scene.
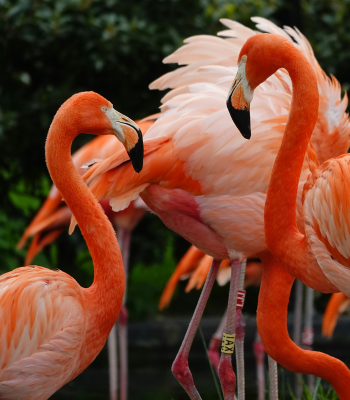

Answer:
[62,91,144,172]
[227,34,292,139]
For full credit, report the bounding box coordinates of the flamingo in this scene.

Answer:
[76,19,350,399]
[17,119,154,400]
[322,292,350,338]
[228,33,350,398]
[0,91,143,399]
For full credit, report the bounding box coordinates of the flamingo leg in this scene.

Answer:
[208,308,228,371]
[117,227,131,400]
[253,332,265,400]
[303,287,315,392]
[118,305,128,400]
[235,311,246,400]
[217,259,241,400]
[268,356,278,400]
[108,324,118,400]
[172,259,221,400]
[293,279,303,400]
[235,260,247,400]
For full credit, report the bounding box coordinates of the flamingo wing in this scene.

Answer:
[82,18,349,221]
[303,155,350,297]
[0,266,84,400]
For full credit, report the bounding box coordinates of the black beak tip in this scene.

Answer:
[128,128,144,173]
[241,127,251,140]
[227,100,251,140]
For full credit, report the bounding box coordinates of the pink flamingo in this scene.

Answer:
[0,92,143,399]
[228,33,350,398]
[76,19,350,399]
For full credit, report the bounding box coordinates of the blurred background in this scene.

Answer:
[1,0,350,398]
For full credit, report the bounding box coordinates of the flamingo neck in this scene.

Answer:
[45,120,124,331]
[264,49,319,257]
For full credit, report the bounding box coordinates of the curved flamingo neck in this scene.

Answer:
[264,47,319,258]
[257,251,350,399]
[45,116,125,328]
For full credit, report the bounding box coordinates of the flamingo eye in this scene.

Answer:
[101,106,108,113]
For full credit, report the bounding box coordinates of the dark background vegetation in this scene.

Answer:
[1,0,349,320]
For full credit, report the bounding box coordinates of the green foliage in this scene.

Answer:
[127,235,177,319]
[283,374,337,400]
[0,209,26,272]
[301,0,350,90]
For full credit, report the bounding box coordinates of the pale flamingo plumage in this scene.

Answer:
[0,92,143,399]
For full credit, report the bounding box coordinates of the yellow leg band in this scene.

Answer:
[221,332,236,354]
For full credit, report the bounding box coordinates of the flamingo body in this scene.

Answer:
[0,267,86,399]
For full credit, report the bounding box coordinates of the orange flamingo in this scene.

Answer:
[0,92,143,399]
[17,119,154,400]
[76,19,350,399]
[228,33,350,398]
[322,292,350,338]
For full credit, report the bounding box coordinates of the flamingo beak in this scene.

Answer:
[107,109,144,173]
[118,117,144,174]
[226,56,253,140]
[226,77,251,140]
